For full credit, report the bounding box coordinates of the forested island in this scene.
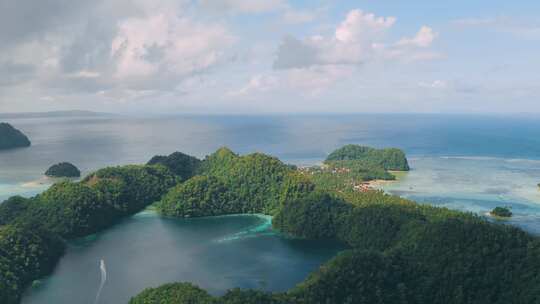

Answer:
[1,145,539,304]
[45,162,81,178]
[491,206,512,218]
[325,144,410,171]
[0,123,31,150]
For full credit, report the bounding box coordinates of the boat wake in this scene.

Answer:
[94,259,107,304]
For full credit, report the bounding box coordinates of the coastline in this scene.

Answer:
[364,170,407,190]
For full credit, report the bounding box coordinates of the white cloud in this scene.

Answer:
[230,65,354,98]
[198,0,285,14]
[5,2,535,114]
[286,65,353,95]
[69,70,101,79]
[418,80,448,89]
[274,9,439,70]
[335,9,395,43]
[111,13,235,84]
[228,74,279,96]
[397,26,438,48]
[0,0,240,111]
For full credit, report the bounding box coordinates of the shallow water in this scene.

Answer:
[22,212,343,304]
[380,156,540,234]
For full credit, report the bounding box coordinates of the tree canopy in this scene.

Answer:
[491,206,512,218]
[157,148,314,217]
[326,144,410,171]
[45,162,81,178]
[147,151,201,181]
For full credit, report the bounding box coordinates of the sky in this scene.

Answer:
[0,0,539,114]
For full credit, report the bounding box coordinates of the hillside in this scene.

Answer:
[0,164,178,303]
[134,147,540,304]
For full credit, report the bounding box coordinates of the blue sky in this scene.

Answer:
[0,0,539,114]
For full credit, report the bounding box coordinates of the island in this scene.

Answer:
[0,123,31,150]
[490,206,512,218]
[325,144,410,171]
[1,145,539,304]
[45,162,81,178]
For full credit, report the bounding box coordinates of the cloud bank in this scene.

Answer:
[0,1,537,114]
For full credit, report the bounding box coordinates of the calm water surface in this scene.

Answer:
[22,212,343,304]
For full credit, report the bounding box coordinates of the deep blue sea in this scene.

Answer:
[1,113,539,303]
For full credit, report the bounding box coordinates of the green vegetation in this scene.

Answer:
[0,224,65,304]
[271,189,538,303]
[157,147,314,217]
[0,151,199,303]
[0,165,178,238]
[272,192,349,240]
[287,250,409,304]
[302,145,410,194]
[306,160,394,194]
[84,165,178,215]
[0,196,30,226]
[30,181,116,238]
[277,189,539,303]
[491,206,512,218]
[129,283,286,304]
[0,164,178,303]
[159,176,237,217]
[45,162,81,178]
[326,144,410,171]
[326,159,395,180]
[147,151,201,181]
[129,283,214,304]
[0,123,31,150]
[133,146,540,304]
[136,188,540,304]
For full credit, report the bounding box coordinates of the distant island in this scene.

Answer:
[1,144,539,304]
[0,110,114,119]
[490,206,512,218]
[45,162,81,178]
[325,144,410,171]
[0,123,31,150]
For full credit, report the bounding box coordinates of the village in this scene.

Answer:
[297,165,375,193]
